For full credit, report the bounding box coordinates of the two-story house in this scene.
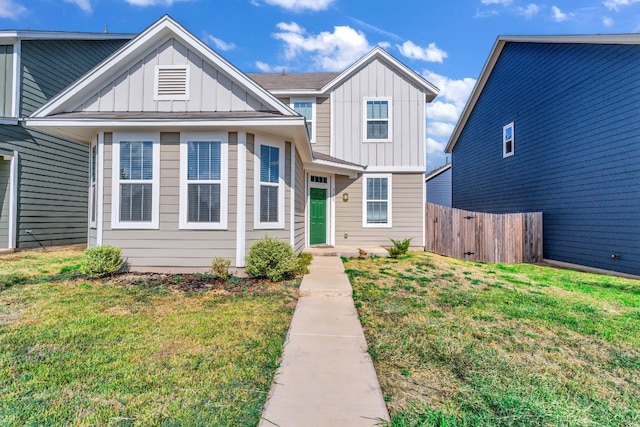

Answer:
[0,30,131,251]
[27,16,438,272]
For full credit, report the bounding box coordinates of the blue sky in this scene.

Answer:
[3,0,640,170]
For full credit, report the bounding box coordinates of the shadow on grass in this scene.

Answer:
[0,264,84,292]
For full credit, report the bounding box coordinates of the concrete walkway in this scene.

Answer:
[259,256,390,427]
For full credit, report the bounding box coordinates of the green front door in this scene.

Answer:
[309,187,326,245]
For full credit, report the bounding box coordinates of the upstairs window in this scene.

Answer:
[291,98,315,142]
[179,133,228,230]
[503,122,514,158]
[154,65,190,101]
[364,97,392,142]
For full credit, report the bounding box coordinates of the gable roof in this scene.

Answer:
[445,34,640,153]
[248,72,339,92]
[30,15,297,118]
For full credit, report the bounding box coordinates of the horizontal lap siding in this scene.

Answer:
[0,125,88,247]
[426,168,452,207]
[20,39,129,116]
[335,173,423,246]
[102,132,238,271]
[294,149,305,252]
[452,42,640,275]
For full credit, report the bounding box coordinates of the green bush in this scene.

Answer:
[387,238,412,258]
[211,257,230,280]
[295,253,313,276]
[245,237,298,282]
[81,245,124,278]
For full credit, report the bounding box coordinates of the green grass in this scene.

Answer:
[0,248,296,426]
[344,252,640,427]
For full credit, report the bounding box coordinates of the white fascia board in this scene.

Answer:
[304,160,364,177]
[25,117,308,128]
[269,89,324,96]
[365,166,426,173]
[31,16,296,118]
[322,47,439,100]
[0,30,135,41]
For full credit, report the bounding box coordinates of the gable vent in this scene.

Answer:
[155,65,190,100]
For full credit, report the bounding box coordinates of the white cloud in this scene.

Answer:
[378,41,391,49]
[126,0,187,5]
[427,137,446,155]
[0,0,26,19]
[255,61,273,72]
[398,40,448,63]
[603,0,640,10]
[65,0,92,12]
[262,0,334,12]
[427,122,455,138]
[602,15,614,26]
[551,5,571,21]
[519,3,539,18]
[272,22,371,71]
[207,35,235,51]
[481,0,512,4]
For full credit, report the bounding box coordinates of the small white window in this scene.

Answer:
[154,65,190,101]
[89,140,97,228]
[291,98,316,143]
[363,97,392,142]
[503,122,514,158]
[111,133,160,229]
[254,139,285,229]
[363,174,392,228]
[179,132,228,230]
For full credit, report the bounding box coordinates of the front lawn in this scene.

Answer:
[0,247,297,426]
[344,252,640,427]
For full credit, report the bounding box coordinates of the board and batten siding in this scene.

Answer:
[332,58,425,168]
[0,158,9,247]
[0,45,13,117]
[101,132,238,271]
[452,42,640,276]
[20,39,129,116]
[0,125,89,247]
[75,37,270,113]
[426,167,452,207]
[335,173,424,246]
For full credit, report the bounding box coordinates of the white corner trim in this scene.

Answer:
[97,133,104,245]
[11,41,20,119]
[178,132,229,230]
[236,132,247,268]
[362,173,393,228]
[111,132,160,230]
[89,137,97,229]
[422,176,426,247]
[363,97,393,143]
[290,143,296,247]
[7,151,18,249]
[330,175,336,246]
[253,136,286,230]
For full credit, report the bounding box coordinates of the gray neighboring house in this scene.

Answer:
[27,16,439,272]
[425,163,451,207]
[0,30,132,251]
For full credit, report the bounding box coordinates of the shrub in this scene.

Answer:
[245,236,298,282]
[295,253,313,276]
[81,245,124,278]
[211,257,230,280]
[387,238,412,258]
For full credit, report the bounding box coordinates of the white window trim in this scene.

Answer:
[290,97,316,143]
[179,132,228,230]
[503,122,515,158]
[254,137,285,230]
[89,138,97,229]
[363,96,392,143]
[154,64,190,101]
[111,132,160,230]
[362,173,392,228]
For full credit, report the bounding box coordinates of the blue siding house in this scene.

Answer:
[446,35,640,277]
[425,163,451,207]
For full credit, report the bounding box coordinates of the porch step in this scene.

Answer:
[304,246,389,259]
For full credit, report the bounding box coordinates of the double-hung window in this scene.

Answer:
[503,122,514,158]
[112,133,160,229]
[179,133,228,229]
[89,140,97,228]
[364,97,392,142]
[255,140,285,229]
[363,174,392,227]
[291,98,315,142]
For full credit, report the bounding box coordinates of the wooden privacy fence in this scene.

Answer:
[425,203,543,264]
